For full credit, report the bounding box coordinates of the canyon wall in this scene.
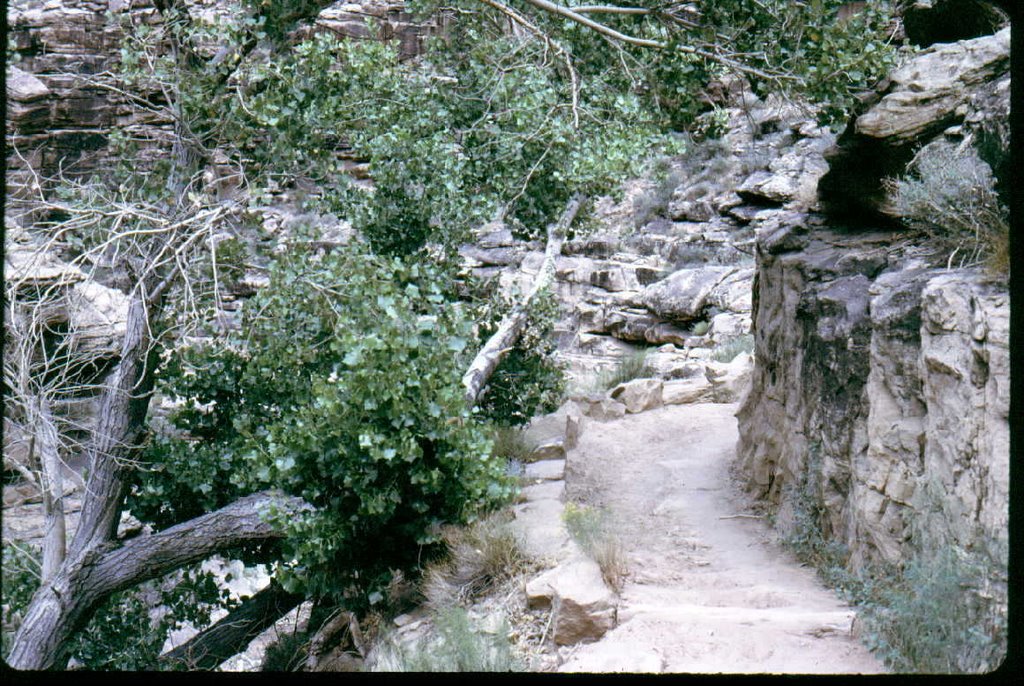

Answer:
[736,28,1009,619]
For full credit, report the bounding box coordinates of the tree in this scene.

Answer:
[4,0,901,670]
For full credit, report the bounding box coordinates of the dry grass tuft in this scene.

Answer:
[562,502,628,593]
[422,512,528,611]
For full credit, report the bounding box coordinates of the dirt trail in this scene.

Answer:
[558,402,886,674]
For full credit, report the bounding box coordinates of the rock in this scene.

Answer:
[708,312,749,341]
[609,379,663,414]
[736,212,1007,622]
[583,398,627,422]
[565,413,583,451]
[525,556,617,645]
[640,266,737,323]
[530,441,566,462]
[903,0,1010,48]
[706,268,755,314]
[7,66,51,103]
[525,459,566,482]
[521,480,565,502]
[512,499,574,560]
[662,377,714,405]
[668,198,716,222]
[819,28,1010,218]
[735,132,833,209]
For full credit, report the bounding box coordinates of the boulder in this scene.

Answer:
[736,132,832,210]
[529,441,566,462]
[512,499,574,560]
[583,398,627,422]
[662,377,714,405]
[610,379,663,414]
[524,459,565,482]
[639,266,737,323]
[525,556,617,645]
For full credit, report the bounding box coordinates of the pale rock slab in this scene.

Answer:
[610,378,664,414]
[525,555,618,645]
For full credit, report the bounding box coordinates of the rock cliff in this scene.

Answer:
[736,28,1009,626]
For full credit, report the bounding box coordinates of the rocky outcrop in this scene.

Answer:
[737,22,1009,637]
[5,0,438,200]
[818,28,1010,220]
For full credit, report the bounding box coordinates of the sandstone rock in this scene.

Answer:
[584,398,627,422]
[610,378,663,414]
[640,266,737,323]
[525,556,617,645]
[903,0,1009,48]
[524,459,566,482]
[512,499,574,560]
[735,131,833,210]
[565,413,582,451]
[819,28,1010,218]
[521,480,565,502]
[530,441,566,462]
[662,377,714,405]
[708,312,749,341]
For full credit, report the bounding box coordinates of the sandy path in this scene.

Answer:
[558,402,886,674]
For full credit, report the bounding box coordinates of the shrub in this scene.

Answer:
[476,289,566,427]
[632,168,688,229]
[599,349,655,391]
[490,425,533,464]
[562,502,627,593]
[858,547,1007,674]
[1,542,232,670]
[131,242,517,609]
[421,512,527,610]
[1,543,41,657]
[887,140,1009,274]
[711,334,754,362]
[781,448,1007,673]
[372,607,521,672]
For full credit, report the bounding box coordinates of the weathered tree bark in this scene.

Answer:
[7,491,308,670]
[462,194,583,406]
[159,582,304,671]
[66,292,157,561]
[34,395,66,583]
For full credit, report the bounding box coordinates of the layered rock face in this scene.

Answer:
[736,28,1009,619]
[463,98,836,389]
[4,0,435,200]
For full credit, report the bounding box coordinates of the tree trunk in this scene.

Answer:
[462,194,583,406]
[34,395,66,583]
[6,491,308,670]
[67,292,157,561]
[159,582,304,671]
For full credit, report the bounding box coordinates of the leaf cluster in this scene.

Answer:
[131,239,517,608]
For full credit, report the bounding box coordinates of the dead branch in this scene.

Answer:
[462,194,583,406]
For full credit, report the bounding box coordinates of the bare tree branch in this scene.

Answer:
[6,491,309,670]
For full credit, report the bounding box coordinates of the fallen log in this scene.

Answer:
[462,194,584,406]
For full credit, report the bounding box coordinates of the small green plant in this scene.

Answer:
[858,547,1007,674]
[887,140,1009,274]
[1,543,41,657]
[598,349,655,391]
[781,448,1007,673]
[490,425,533,465]
[372,606,521,672]
[421,512,527,610]
[711,334,754,362]
[692,106,731,141]
[692,320,710,336]
[562,502,627,593]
